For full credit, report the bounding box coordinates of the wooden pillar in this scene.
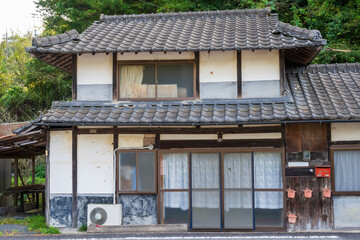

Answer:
[32,156,35,206]
[72,127,78,228]
[45,131,50,224]
[114,126,118,204]
[13,158,18,207]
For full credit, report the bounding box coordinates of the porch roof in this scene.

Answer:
[26,8,326,73]
[33,63,360,127]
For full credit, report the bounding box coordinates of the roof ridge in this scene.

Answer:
[272,21,324,42]
[99,7,272,22]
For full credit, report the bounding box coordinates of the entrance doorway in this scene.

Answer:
[159,149,284,231]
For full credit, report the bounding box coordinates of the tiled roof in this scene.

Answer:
[27,8,325,54]
[39,63,360,126]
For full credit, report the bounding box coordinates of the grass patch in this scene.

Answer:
[78,224,87,232]
[0,215,60,235]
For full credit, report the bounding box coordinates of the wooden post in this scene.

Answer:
[45,130,51,225]
[32,157,35,206]
[20,192,24,212]
[14,158,18,207]
[72,127,78,228]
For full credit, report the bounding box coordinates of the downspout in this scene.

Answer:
[112,145,154,204]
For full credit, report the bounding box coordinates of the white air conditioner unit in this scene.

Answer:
[87,204,122,227]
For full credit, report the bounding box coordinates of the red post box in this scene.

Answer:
[314,166,331,177]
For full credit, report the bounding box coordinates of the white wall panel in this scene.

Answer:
[331,123,360,142]
[49,131,72,194]
[117,52,194,60]
[77,53,112,85]
[199,50,237,83]
[118,134,144,147]
[77,134,113,194]
[242,50,279,81]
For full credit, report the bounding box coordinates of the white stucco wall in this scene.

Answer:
[49,131,72,194]
[117,52,194,60]
[241,50,280,82]
[77,134,113,194]
[331,123,360,141]
[118,134,144,147]
[199,50,237,83]
[77,53,113,85]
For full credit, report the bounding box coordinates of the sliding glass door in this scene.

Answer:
[191,153,221,229]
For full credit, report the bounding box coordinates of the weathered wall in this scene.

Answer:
[77,53,113,100]
[286,177,333,232]
[333,196,360,229]
[118,194,157,225]
[331,122,360,142]
[241,50,280,98]
[77,134,113,194]
[49,131,72,194]
[199,50,237,99]
[118,134,144,147]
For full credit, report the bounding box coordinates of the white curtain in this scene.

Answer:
[224,153,252,210]
[163,153,188,210]
[334,151,360,191]
[254,152,283,209]
[119,66,144,98]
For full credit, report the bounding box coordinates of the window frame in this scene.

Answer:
[117,60,197,101]
[331,146,360,195]
[117,149,157,194]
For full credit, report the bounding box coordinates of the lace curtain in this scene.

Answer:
[334,151,360,191]
[119,66,144,98]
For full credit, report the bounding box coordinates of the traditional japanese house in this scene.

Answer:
[13,7,360,231]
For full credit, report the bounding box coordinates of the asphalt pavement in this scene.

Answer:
[1,232,360,240]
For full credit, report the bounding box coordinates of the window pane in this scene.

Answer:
[163,192,189,224]
[224,190,253,229]
[224,153,252,189]
[192,153,219,189]
[254,152,282,189]
[157,64,193,98]
[192,190,220,228]
[119,65,155,98]
[161,153,188,189]
[138,152,155,192]
[119,152,136,191]
[255,191,283,227]
[334,151,360,191]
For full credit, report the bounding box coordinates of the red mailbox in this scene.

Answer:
[315,166,331,177]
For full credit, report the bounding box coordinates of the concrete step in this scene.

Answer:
[87,223,188,233]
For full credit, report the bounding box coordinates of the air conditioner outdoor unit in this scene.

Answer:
[87,204,122,227]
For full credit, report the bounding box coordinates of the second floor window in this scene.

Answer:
[118,62,195,100]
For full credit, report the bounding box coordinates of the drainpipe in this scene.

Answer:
[112,145,154,204]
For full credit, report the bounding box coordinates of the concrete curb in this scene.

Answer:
[87,224,188,233]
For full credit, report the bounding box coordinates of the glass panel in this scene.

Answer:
[119,65,155,98]
[119,152,136,191]
[255,191,283,227]
[224,190,253,229]
[137,152,155,192]
[163,192,189,224]
[254,152,282,189]
[161,153,188,189]
[157,64,194,98]
[192,153,219,189]
[192,190,220,228]
[334,151,360,191]
[224,153,252,189]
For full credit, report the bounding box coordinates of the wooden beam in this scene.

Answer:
[72,127,78,228]
[113,53,118,101]
[237,50,242,98]
[76,126,282,135]
[195,51,200,98]
[113,126,118,204]
[45,130,50,225]
[72,54,77,100]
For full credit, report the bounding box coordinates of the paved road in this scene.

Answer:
[1,232,360,240]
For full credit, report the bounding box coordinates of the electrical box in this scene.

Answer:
[314,166,331,177]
